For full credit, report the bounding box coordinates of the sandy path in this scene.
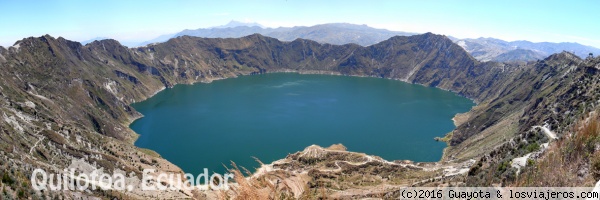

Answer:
[532,125,558,140]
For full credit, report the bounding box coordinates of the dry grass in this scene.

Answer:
[514,112,600,186]
[326,144,347,151]
[218,161,299,200]
[444,110,521,161]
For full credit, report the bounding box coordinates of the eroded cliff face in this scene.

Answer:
[0,33,598,198]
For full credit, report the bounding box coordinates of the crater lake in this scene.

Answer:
[130,73,474,175]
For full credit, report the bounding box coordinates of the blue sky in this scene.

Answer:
[1,0,599,48]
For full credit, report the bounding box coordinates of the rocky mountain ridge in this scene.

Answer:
[0,33,599,198]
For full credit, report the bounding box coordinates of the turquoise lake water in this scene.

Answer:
[131,73,474,175]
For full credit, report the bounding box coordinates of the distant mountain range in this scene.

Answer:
[452,37,600,62]
[211,20,265,29]
[80,37,110,45]
[138,21,416,47]
[84,21,600,62]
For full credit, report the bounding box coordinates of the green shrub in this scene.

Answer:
[1,173,13,185]
[525,143,540,153]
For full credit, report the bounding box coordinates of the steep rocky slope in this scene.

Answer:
[462,55,600,186]
[0,33,598,198]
